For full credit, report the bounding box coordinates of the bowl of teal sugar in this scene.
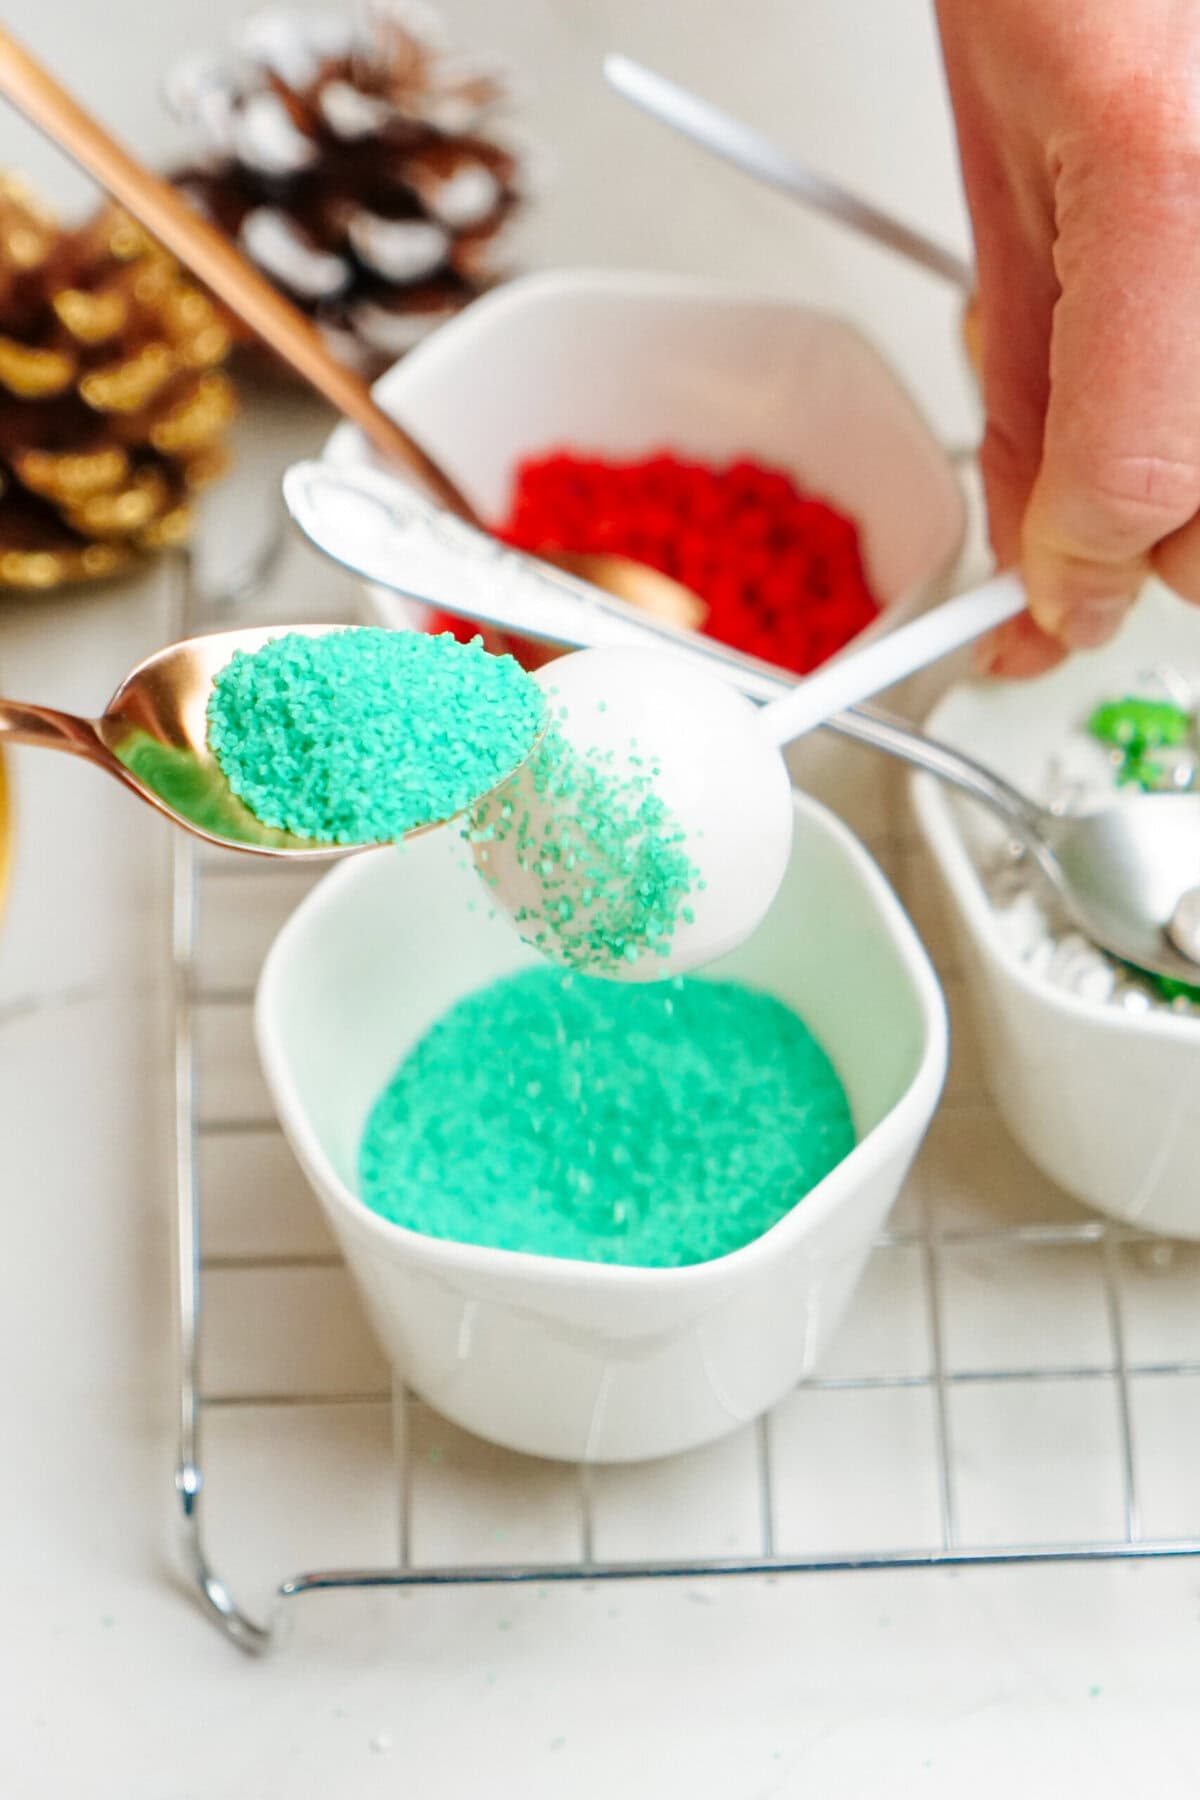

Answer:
[257,792,947,1463]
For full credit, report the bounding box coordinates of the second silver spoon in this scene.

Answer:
[284,458,1200,984]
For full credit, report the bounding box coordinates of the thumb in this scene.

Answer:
[1022,138,1200,649]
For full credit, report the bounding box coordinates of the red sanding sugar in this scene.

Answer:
[428,450,881,675]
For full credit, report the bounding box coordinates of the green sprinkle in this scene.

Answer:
[1148,971,1200,1004]
[1086,695,1193,791]
[206,629,543,844]
[1088,697,1190,753]
[358,968,855,1268]
[1086,693,1200,1000]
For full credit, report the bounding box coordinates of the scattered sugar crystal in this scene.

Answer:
[470,723,698,977]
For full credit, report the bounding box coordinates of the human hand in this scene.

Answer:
[936,0,1200,676]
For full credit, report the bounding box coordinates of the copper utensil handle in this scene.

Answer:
[0,697,99,757]
[0,24,479,522]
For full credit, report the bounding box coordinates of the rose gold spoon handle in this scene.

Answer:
[0,23,478,522]
[0,699,100,757]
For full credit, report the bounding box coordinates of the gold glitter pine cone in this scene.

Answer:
[0,178,236,592]
[166,2,531,377]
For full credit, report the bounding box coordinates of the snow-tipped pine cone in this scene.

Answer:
[166,3,530,376]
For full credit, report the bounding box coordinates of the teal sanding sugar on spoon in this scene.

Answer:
[358,967,856,1268]
[206,628,544,844]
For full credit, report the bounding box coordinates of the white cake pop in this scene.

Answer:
[468,576,1028,981]
[471,647,794,981]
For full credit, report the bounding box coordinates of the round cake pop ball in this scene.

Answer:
[470,647,794,981]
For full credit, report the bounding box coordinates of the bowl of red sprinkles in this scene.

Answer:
[482,448,883,675]
[324,269,966,674]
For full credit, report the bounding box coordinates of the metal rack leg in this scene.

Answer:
[172,831,273,1654]
[168,545,276,1653]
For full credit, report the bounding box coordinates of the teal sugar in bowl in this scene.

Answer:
[356,965,858,1270]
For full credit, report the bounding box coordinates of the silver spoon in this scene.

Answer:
[0,621,535,860]
[835,709,1200,983]
[603,54,975,294]
[284,458,1200,983]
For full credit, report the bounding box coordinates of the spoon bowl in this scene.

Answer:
[546,552,707,630]
[473,647,795,980]
[815,709,1200,989]
[1046,798,1200,984]
[98,623,351,856]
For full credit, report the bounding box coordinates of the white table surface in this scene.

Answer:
[7,3,1200,1795]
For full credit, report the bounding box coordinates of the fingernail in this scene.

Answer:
[1059,599,1130,649]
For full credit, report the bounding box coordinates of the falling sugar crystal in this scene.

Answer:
[470,722,699,975]
[469,647,793,982]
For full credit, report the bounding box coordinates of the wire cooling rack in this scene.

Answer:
[170,550,1200,1657]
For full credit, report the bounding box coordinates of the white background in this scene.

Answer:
[6,4,1200,1798]
[7,0,977,442]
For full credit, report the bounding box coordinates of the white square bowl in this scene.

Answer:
[323,268,966,644]
[256,792,946,1464]
[912,584,1200,1238]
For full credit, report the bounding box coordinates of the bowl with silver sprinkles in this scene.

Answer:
[913,581,1200,1238]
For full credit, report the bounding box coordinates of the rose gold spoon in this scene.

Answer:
[0,622,538,858]
[0,25,696,626]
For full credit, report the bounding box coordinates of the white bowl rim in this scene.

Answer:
[911,698,1200,1046]
[322,265,965,580]
[365,264,957,442]
[255,788,948,1296]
